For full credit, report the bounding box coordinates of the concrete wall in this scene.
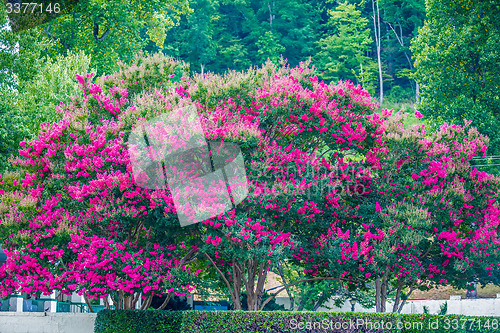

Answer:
[275,295,500,316]
[1,297,499,333]
[0,313,96,333]
[399,298,500,316]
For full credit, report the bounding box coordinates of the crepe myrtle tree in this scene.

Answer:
[0,55,202,309]
[120,58,384,311]
[180,60,388,310]
[5,53,496,313]
[0,67,201,310]
[0,52,388,311]
[290,110,500,313]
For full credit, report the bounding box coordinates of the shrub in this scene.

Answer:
[94,310,500,333]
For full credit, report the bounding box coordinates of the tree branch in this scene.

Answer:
[158,292,173,310]
[259,276,338,311]
[93,22,110,43]
[204,253,234,300]
[83,292,94,313]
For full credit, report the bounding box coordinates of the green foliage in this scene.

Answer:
[256,31,285,64]
[275,261,374,311]
[17,50,92,136]
[379,0,426,95]
[43,0,192,75]
[97,52,189,99]
[387,85,414,103]
[439,302,448,315]
[0,25,54,91]
[0,92,27,172]
[159,0,218,74]
[314,2,375,86]
[95,310,500,333]
[161,0,321,74]
[411,0,500,154]
[0,13,54,171]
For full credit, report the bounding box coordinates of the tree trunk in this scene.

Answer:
[392,283,403,313]
[387,21,419,103]
[312,291,327,311]
[139,294,153,310]
[397,286,415,313]
[375,274,388,312]
[104,295,110,310]
[380,274,387,312]
[268,2,274,32]
[254,262,269,310]
[297,294,307,311]
[123,294,136,309]
[232,260,243,310]
[83,292,94,313]
[158,292,173,310]
[205,253,242,310]
[375,277,381,312]
[372,0,383,105]
[245,261,268,311]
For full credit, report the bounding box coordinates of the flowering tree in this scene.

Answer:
[1,54,386,311]
[1,53,498,313]
[181,60,389,310]
[0,58,198,310]
[115,57,384,310]
[291,111,500,312]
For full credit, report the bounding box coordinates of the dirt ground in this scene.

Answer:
[410,284,500,300]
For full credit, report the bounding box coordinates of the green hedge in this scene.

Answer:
[94,310,500,332]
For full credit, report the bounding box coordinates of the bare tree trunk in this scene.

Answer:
[375,275,388,312]
[243,260,268,311]
[380,274,388,313]
[245,259,256,311]
[254,262,269,310]
[392,283,403,313]
[104,295,110,310]
[83,292,94,313]
[231,260,243,310]
[312,291,327,311]
[123,295,135,309]
[158,292,173,310]
[297,294,307,311]
[139,294,153,310]
[204,253,241,310]
[387,22,419,102]
[109,293,118,310]
[397,286,415,313]
[131,292,141,309]
[372,0,383,105]
[118,290,124,310]
[375,277,382,312]
[267,2,274,32]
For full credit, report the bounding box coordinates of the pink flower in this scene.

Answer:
[75,74,85,85]
[415,110,423,119]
